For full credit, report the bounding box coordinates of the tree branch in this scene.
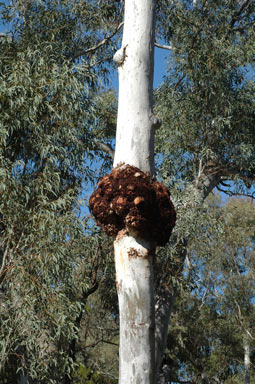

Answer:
[154,42,173,51]
[85,338,119,349]
[88,55,113,68]
[0,238,10,276]
[196,157,255,197]
[73,22,124,60]
[216,185,255,199]
[96,141,115,160]
[230,0,251,28]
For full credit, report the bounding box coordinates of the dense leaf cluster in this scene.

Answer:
[155,0,255,194]
[0,0,122,382]
[162,196,255,383]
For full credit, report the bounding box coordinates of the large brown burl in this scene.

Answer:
[89,165,176,246]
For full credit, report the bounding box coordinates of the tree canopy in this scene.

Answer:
[161,195,255,383]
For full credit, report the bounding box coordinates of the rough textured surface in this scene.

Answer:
[89,165,176,246]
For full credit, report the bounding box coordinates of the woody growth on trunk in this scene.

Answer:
[89,1,176,383]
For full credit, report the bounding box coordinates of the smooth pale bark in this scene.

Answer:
[115,235,155,383]
[244,342,251,384]
[113,0,156,176]
[113,0,157,383]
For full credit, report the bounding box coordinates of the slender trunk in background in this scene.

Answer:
[154,175,221,382]
[18,375,29,384]
[244,342,250,384]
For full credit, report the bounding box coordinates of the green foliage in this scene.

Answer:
[0,0,122,382]
[153,9,255,381]
[74,364,117,384]
[155,0,255,193]
[73,233,119,381]
[93,90,117,140]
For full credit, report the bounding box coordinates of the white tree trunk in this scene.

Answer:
[113,0,156,175]
[115,235,155,383]
[244,342,250,384]
[113,0,157,383]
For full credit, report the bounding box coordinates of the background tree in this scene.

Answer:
[158,195,255,384]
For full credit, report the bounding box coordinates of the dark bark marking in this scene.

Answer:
[128,248,143,259]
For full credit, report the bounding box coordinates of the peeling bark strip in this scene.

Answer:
[89,165,176,246]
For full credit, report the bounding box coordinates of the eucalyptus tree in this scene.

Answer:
[89,1,255,382]
[89,0,176,382]
[89,1,255,381]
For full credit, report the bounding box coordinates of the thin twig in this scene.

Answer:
[172,74,185,96]
[73,22,124,60]
[0,238,10,276]
[85,338,119,349]
[230,0,251,28]
[216,185,255,199]
[155,42,173,51]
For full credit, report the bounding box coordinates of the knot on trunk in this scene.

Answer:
[89,165,176,246]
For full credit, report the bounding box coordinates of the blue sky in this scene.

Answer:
[154,46,171,88]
